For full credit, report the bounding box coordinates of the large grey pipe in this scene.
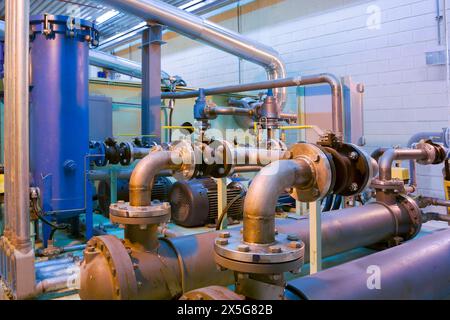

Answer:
[95,0,287,108]
[89,49,170,80]
[3,0,31,250]
[287,228,450,300]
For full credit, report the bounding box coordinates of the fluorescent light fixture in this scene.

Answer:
[179,0,204,11]
[95,10,119,24]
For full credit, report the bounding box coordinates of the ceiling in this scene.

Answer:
[0,0,234,42]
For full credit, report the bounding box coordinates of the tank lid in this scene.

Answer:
[30,14,99,46]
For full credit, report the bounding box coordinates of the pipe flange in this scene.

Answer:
[170,140,199,180]
[83,235,138,300]
[397,194,422,239]
[203,140,234,178]
[288,143,334,202]
[371,179,405,193]
[214,230,304,268]
[109,200,171,225]
[415,140,447,165]
[119,141,133,166]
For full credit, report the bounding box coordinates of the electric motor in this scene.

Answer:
[97,177,173,216]
[169,178,246,227]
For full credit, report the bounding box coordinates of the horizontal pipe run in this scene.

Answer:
[287,228,450,300]
[231,166,262,173]
[88,169,172,182]
[165,201,417,299]
[35,258,75,269]
[161,74,343,134]
[423,212,450,223]
[89,49,170,80]
[207,106,254,117]
[97,0,287,108]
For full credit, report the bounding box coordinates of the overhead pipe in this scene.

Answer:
[287,228,450,300]
[161,74,344,134]
[89,49,170,80]
[95,0,287,109]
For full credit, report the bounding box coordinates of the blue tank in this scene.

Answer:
[29,15,98,222]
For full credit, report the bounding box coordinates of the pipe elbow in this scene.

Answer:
[129,150,178,207]
[243,159,312,244]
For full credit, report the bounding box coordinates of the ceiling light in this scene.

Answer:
[95,10,119,24]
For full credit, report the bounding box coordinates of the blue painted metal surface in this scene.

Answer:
[29,15,98,245]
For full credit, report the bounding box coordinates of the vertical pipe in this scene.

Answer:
[141,24,163,145]
[217,178,228,230]
[4,0,31,250]
[309,201,322,274]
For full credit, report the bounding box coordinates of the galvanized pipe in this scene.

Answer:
[243,159,313,244]
[161,74,343,134]
[96,0,287,108]
[287,228,450,300]
[89,49,170,80]
[3,0,31,250]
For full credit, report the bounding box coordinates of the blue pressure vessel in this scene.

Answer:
[29,15,98,218]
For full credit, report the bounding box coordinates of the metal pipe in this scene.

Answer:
[243,159,313,244]
[232,147,289,166]
[87,169,172,181]
[3,0,31,250]
[231,166,262,173]
[418,196,450,208]
[96,0,287,108]
[207,106,254,117]
[129,150,181,206]
[89,50,163,79]
[422,211,450,223]
[161,74,343,134]
[35,258,75,269]
[287,229,450,300]
[407,128,450,186]
[80,199,420,300]
[35,275,74,295]
[378,148,428,181]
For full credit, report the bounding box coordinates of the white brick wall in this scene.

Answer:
[118,0,450,200]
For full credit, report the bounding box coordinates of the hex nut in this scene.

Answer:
[219,232,231,239]
[237,245,250,252]
[289,241,302,249]
[269,246,282,254]
[216,238,229,246]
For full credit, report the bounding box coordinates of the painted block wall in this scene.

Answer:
[113,0,450,204]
